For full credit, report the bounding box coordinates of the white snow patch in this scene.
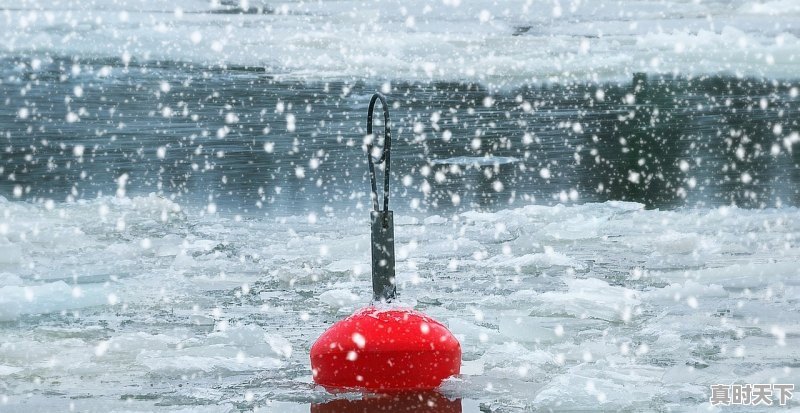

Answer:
[318,289,361,310]
[0,281,109,321]
[535,278,641,322]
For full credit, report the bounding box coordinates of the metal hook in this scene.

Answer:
[366,93,391,213]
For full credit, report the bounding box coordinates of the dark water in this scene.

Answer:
[1,57,799,215]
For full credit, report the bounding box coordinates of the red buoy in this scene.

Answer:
[310,93,461,393]
[310,306,461,392]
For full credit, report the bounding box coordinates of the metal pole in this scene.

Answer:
[366,93,396,302]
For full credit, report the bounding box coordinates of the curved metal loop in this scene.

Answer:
[366,93,391,212]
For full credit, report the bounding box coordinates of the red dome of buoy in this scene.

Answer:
[310,306,461,392]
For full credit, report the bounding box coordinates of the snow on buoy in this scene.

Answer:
[310,306,461,391]
[310,93,461,392]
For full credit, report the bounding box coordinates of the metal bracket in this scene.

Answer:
[366,93,396,302]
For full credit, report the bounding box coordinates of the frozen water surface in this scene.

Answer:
[0,0,798,85]
[0,0,799,411]
[0,195,799,411]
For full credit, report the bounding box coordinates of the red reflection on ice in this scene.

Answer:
[311,391,461,413]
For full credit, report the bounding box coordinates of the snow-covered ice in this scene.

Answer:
[0,195,798,410]
[0,0,798,87]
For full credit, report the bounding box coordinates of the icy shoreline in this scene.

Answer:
[0,195,798,411]
[1,0,798,87]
